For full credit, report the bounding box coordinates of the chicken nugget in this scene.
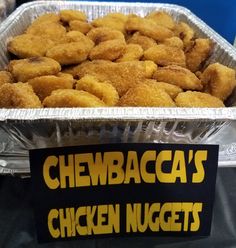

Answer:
[0,71,14,86]
[175,91,225,107]
[92,13,127,33]
[143,60,158,78]
[26,22,66,42]
[8,57,61,82]
[127,32,157,51]
[118,83,175,107]
[87,27,125,44]
[31,13,60,25]
[46,40,94,65]
[174,22,194,47]
[76,60,149,96]
[43,89,106,107]
[0,82,42,108]
[58,31,95,45]
[125,17,174,42]
[144,44,186,67]
[116,44,143,62]
[185,38,213,72]
[144,80,183,99]
[146,11,175,30]
[60,10,87,23]
[7,34,54,58]
[201,63,236,101]
[162,37,184,49]
[153,65,203,90]
[89,39,126,61]
[28,73,74,101]
[69,20,92,34]
[76,75,119,106]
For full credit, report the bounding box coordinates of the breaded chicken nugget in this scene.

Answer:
[116,44,143,62]
[175,91,225,107]
[89,39,126,61]
[76,75,119,106]
[175,22,194,47]
[0,82,42,108]
[60,10,87,23]
[144,44,186,67]
[7,34,54,58]
[153,65,203,90]
[185,38,213,72]
[201,63,236,100]
[0,71,14,86]
[8,57,61,82]
[59,31,94,45]
[46,40,94,65]
[127,32,157,51]
[118,83,175,107]
[43,89,106,107]
[28,73,74,101]
[76,60,149,96]
[125,17,174,42]
[26,22,66,42]
[145,11,175,30]
[87,27,125,44]
[144,80,183,99]
[69,20,92,34]
[92,13,127,33]
[162,37,184,49]
[31,13,60,25]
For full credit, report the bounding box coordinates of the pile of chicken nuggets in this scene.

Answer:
[0,9,235,108]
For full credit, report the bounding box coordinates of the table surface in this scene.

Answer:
[0,168,236,247]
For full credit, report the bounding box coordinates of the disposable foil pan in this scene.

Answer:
[0,1,236,175]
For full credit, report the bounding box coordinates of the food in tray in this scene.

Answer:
[0,9,235,108]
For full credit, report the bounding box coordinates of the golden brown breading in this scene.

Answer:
[201,63,236,100]
[185,38,213,72]
[144,80,183,99]
[162,37,184,49]
[175,91,225,107]
[175,22,194,47]
[76,75,119,106]
[87,27,125,44]
[89,39,126,61]
[28,73,74,101]
[31,13,60,25]
[75,60,151,96]
[116,44,143,62]
[0,82,42,108]
[144,44,186,67]
[153,65,203,90]
[46,39,94,65]
[7,34,54,58]
[118,83,176,107]
[0,71,14,86]
[59,31,94,44]
[69,20,92,34]
[92,13,127,33]
[60,10,87,23]
[43,89,106,107]
[127,32,157,51]
[8,57,61,82]
[125,16,174,42]
[145,11,175,30]
[26,22,66,42]
[143,60,158,78]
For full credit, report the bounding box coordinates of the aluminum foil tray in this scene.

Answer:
[0,1,236,175]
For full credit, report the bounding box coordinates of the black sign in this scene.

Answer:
[29,143,218,243]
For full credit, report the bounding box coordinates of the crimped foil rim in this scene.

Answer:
[0,107,235,121]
